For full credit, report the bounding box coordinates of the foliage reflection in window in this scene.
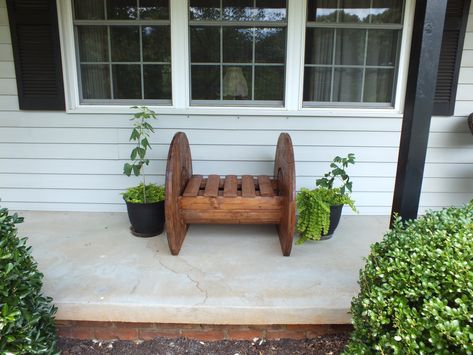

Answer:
[73,0,171,104]
[303,0,404,106]
[189,0,287,105]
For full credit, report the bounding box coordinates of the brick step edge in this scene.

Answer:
[56,321,353,341]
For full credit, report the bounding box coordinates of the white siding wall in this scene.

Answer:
[0,0,472,215]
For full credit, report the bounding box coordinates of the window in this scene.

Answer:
[72,0,171,104]
[303,0,404,107]
[189,0,287,106]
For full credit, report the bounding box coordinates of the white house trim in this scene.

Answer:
[170,0,190,110]
[57,0,414,117]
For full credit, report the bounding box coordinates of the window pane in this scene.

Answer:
[366,30,399,66]
[339,0,371,23]
[307,0,337,22]
[223,27,253,63]
[107,0,137,19]
[335,29,366,65]
[81,64,111,99]
[112,65,141,99]
[371,0,402,24]
[333,68,362,102]
[143,26,171,62]
[110,26,140,62]
[254,66,284,100]
[303,67,331,101]
[255,28,285,64]
[77,26,108,62]
[144,65,171,99]
[74,0,105,20]
[255,0,287,21]
[189,0,220,20]
[305,28,334,65]
[223,0,254,21]
[190,27,220,63]
[139,0,169,20]
[223,66,251,100]
[191,65,220,100]
[364,68,394,102]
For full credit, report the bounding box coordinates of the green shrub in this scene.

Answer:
[346,202,473,354]
[122,183,165,203]
[0,206,57,354]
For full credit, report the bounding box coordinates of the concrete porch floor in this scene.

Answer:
[17,212,388,325]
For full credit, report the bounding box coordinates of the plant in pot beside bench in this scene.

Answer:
[296,154,356,244]
[123,106,165,237]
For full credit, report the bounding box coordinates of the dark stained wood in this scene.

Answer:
[165,132,296,256]
[241,175,256,197]
[181,210,282,225]
[204,175,220,197]
[165,132,192,255]
[274,133,296,256]
[223,175,238,197]
[258,176,274,197]
[179,196,283,210]
[183,175,203,197]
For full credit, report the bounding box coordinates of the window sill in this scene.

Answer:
[66,104,404,118]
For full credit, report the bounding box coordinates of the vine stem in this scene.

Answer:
[139,115,147,203]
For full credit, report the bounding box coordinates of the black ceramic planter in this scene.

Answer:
[125,200,165,237]
[320,204,344,240]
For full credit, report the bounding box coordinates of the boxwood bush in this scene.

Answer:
[346,202,473,354]
[0,206,58,354]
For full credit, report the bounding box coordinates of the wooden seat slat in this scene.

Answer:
[183,175,203,197]
[241,175,256,197]
[223,175,238,197]
[204,175,220,197]
[258,175,274,197]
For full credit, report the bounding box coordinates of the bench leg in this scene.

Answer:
[165,132,192,255]
[275,133,296,256]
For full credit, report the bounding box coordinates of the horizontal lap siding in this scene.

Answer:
[0,6,472,215]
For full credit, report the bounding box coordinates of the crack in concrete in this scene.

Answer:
[130,279,140,294]
[157,257,208,306]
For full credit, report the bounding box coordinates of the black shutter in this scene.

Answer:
[433,0,471,116]
[7,0,65,110]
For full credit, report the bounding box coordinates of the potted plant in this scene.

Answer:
[122,106,165,237]
[296,154,356,244]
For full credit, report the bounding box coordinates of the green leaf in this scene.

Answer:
[131,147,139,160]
[141,138,150,149]
[5,262,13,274]
[123,163,132,176]
[132,164,141,176]
[130,128,140,141]
[137,147,146,159]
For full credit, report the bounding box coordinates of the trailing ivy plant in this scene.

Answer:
[296,154,356,244]
[122,106,165,204]
[0,205,58,354]
[345,202,473,354]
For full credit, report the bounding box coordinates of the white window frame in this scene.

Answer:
[57,0,415,117]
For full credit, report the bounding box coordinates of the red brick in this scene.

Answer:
[286,324,317,331]
[56,327,72,338]
[265,330,307,340]
[181,330,225,341]
[95,327,138,340]
[69,327,95,340]
[139,329,180,340]
[226,330,264,340]
[114,322,156,329]
[55,320,72,327]
[75,321,111,328]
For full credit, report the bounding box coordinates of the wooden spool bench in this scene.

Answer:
[165,132,296,256]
